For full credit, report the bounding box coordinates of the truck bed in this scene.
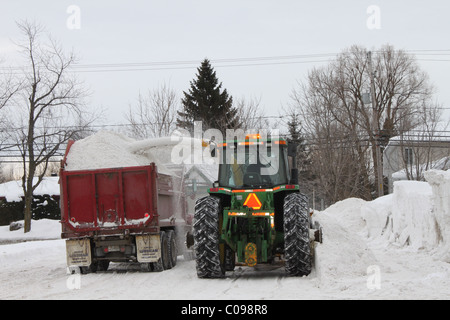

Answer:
[60,164,160,239]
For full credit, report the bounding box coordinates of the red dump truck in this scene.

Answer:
[60,140,190,273]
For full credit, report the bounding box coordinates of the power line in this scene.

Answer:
[3,50,450,75]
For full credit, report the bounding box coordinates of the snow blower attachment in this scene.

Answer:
[193,135,323,278]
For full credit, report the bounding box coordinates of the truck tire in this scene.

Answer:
[146,231,167,272]
[160,231,171,270]
[283,193,312,276]
[97,260,110,272]
[80,263,97,274]
[166,229,177,268]
[193,196,224,278]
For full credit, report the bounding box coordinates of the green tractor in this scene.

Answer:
[193,134,322,278]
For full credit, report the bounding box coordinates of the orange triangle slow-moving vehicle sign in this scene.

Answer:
[243,193,262,210]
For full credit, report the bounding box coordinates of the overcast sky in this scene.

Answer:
[1,0,450,127]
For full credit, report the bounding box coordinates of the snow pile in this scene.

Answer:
[65,131,158,172]
[360,194,393,240]
[313,198,378,285]
[361,170,450,260]
[0,219,60,243]
[64,131,217,177]
[391,181,436,249]
[0,177,60,202]
[424,170,450,262]
[314,170,450,286]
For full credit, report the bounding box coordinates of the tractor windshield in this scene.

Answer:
[218,144,290,189]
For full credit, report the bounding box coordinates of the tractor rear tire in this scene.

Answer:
[193,196,225,278]
[283,193,312,276]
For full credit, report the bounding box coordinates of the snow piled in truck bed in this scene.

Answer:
[64,131,210,176]
[64,131,164,172]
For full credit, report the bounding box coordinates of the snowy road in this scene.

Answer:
[2,178,450,300]
[0,239,322,300]
[0,212,448,300]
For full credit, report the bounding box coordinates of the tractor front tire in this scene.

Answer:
[193,196,225,278]
[283,193,312,276]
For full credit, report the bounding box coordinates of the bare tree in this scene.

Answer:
[0,70,20,110]
[0,62,21,162]
[397,102,450,181]
[125,82,179,139]
[3,20,95,232]
[291,44,434,203]
[233,96,269,131]
[291,77,372,203]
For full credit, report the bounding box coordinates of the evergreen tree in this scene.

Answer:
[287,112,303,143]
[177,59,239,133]
[287,112,312,181]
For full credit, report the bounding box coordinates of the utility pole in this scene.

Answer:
[367,51,384,197]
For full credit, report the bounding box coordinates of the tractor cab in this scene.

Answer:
[215,134,294,190]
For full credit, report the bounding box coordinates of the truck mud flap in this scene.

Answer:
[66,238,92,267]
[136,234,161,263]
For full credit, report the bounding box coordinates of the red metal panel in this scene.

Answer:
[95,172,121,225]
[122,169,150,221]
[60,165,162,237]
[66,174,96,224]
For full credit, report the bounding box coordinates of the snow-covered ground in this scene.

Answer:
[1,170,449,300]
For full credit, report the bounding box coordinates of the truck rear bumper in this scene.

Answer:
[65,233,161,267]
[61,223,159,239]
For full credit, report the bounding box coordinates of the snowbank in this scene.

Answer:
[361,194,393,240]
[361,170,450,261]
[313,198,378,285]
[0,219,60,243]
[424,170,450,262]
[314,169,450,286]
[391,181,437,249]
[0,177,60,202]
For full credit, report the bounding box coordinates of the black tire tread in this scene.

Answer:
[283,193,312,276]
[193,196,224,278]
